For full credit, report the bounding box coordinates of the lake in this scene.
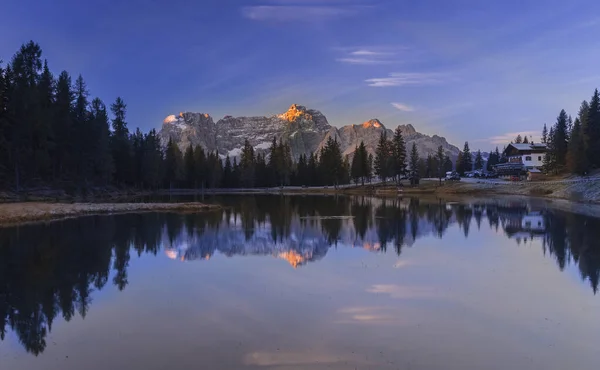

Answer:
[1,195,600,370]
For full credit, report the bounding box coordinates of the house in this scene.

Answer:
[494,143,547,176]
[503,143,547,169]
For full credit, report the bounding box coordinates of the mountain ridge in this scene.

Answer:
[158,104,460,160]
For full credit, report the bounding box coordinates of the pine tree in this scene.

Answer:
[0,63,9,182]
[587,89,600,167]
[183,145,195,188]
[374,132,392,182]
[222,155,232,188]
[193,145,206,189]
[443,155,453,173]
[164,138,183,189]
[367,153,374,183]
[392,127,407,183]
[474,150,484,170]
[523,136,529,144]
[255,152,268,187]
[567,118,588,175]
[486,147,499,172]
[35,59,54,180]
[73,74,92,184]
[578,100,590,163]
[436,145,445,183]
[90,98,114,184]
[141,129,162,189]
[131,128,145,187]
[514,134,523,144]
[553,109,570,170]
[240,139,255,187]
[9,41,43,189]
[460,142,472,174]
[53,71,74,179]
[320,137,343,187]
[350,145,361,184]
[308,152,319,186]
[542,124,548,144]
[544,126,556,173]
[409,142,419,175]
[232,157,240,188]
[456,151,464,175]
[110,97,132,185]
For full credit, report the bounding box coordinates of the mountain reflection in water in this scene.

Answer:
[1,195,600,359]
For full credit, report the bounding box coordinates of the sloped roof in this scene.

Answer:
[508,143,547,151]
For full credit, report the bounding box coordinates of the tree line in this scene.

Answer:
[541,89,600,175]
[0,41,170,192]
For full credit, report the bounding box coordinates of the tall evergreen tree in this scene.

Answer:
[542,124,548,144]
[514,134,523,144]
[374,132,392,182]
[460,142,472,174]
[443,155,453,173]
[141,129,162,189]
[110,97,132,185]
[409,142,419,175]
[192,145,206,189]
[456,151,464,175]
[35,59,54,179]
[53,71,74,179]
[350,145,361,184]
[164,138,182,189]
[587,89,600,167]
[183,145,195,188]
[544,126,556,173]
[523,136,529,144]
[474,150,484,170]
[131,127,145,187]
[553,109,570,170]
[9,41,43,189]
[567,118,588,175]
[222,155,232,188]
[320,137,343,187]
[90,98,114,184]
[578,100,590,163]
[73,74,92,184]
[436,145,445,183]
[392,127,407,183]
[240,139,255,187]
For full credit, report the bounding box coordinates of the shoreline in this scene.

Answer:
[0,202,220,227]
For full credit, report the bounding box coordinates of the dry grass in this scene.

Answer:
[0,202,220,227]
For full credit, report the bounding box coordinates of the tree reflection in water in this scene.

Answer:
[1,195,600,355]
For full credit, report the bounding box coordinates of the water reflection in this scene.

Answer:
[1,195,600,357]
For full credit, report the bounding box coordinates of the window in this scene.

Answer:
[538,156,542,161]
[525,156,532,161]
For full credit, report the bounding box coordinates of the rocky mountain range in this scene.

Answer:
[158,104,460,160]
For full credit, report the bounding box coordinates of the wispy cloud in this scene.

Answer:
[336,47,402,65]
[336,57,392,65]
[475,131,539,145]
[242,1,370,22]
[366,72,449,87]
[391,102,414,112]
[351,49,391,56]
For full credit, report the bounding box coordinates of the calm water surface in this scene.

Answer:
[1,195,600,370]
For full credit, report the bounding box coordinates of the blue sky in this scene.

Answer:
[2,0,600,150]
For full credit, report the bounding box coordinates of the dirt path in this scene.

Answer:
[0,202,220,227]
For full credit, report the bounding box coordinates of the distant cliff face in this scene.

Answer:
[158,104,460,160]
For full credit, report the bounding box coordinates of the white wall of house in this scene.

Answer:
[508,153,544,168]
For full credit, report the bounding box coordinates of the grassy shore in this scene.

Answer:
[0,202,219,227]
